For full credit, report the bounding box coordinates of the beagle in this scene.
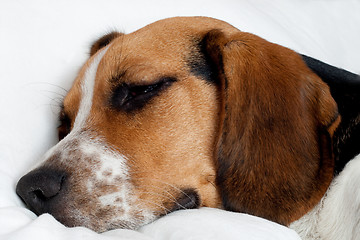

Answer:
[16,17,360,238]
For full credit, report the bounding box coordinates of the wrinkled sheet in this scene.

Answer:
[1,0,359,239]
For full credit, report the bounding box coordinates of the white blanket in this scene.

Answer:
[1,0,359,239]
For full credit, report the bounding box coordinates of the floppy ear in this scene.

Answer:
[90,31,123,56]
[203,30,340,225]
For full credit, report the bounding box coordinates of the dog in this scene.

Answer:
[16,17,360,238]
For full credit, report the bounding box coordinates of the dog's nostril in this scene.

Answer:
[16,168,66,215]
[33,188,54,201]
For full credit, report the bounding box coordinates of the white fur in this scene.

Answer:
[291,154,360,240]
[74,47,108,129]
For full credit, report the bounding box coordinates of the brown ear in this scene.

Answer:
[90,31,123,56]
[204,30,339,225]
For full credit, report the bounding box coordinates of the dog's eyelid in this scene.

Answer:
[127,76,176,91]
[110,76,176,112]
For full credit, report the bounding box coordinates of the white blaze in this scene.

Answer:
[73,47,108,130]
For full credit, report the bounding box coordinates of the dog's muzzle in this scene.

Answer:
[14,130,158,232]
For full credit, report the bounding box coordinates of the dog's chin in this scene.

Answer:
[50,188,201,232]
[53,211,156,233]
[40,198,156,232]
[62,219,142,233]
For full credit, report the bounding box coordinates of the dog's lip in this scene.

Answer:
[163,188,200,215]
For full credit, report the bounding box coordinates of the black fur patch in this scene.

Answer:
[187,34,222,85]
[302,55,360,174]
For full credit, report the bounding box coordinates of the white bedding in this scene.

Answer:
[1,0,359,239]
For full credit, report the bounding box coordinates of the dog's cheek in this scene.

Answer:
[119,77,222,211]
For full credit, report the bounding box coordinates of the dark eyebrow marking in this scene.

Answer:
[187,36,220,85]
[109,70,127,84]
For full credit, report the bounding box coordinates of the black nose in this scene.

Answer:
[16,168,66,215]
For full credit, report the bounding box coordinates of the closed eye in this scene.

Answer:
[110,77,176,112]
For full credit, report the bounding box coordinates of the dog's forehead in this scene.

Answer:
[63,17,237,118]
[133,16,238,37]
[101,37,184,84]
[103,17,238,65]
[101,26,195,77]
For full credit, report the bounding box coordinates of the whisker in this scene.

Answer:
[135,198,170,214]
[130,178,193,210]
[134,187,178,203]
[40,89,66,99]
[133,176,201,209]
[48,103,63,116]
[26,81,69,94]
[88,180,185,212]
[131,175,187,193]
[48,97,64,105]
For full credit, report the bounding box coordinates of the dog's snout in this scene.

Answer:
[16,168,66,215]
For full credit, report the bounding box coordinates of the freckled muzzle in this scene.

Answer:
[16,133,156,232]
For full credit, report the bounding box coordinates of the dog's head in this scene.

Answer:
[16,17,339,232]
